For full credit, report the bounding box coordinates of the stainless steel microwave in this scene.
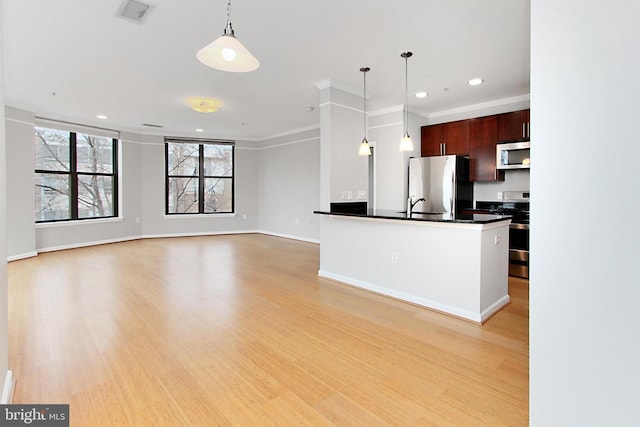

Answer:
[497,141,530,169]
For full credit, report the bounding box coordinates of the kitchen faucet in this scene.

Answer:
[407,196,425,216]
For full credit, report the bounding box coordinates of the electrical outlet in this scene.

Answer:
[341,191,347,200]
[391,252,398,263]
[497,192,503,200]
[357,190,366,199]
[347,190,353,200]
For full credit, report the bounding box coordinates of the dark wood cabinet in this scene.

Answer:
[420,120,470,156]
[498,109,530,142]
[421,109,529,182]
[469,115,505,182]
[421,124,444,156]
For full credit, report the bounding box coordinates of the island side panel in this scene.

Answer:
[479,224,511,320]
[318,216,510,322]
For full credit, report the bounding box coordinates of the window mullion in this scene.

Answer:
[198,144,205,213]
[70,132,79,219]
[112,138,119,217]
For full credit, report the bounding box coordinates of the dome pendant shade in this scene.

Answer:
[197,1,259,73]
[197,33,259,73]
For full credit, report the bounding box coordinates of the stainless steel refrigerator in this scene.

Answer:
[408,156,473,216]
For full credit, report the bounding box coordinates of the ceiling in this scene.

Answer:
[3,0,530,141]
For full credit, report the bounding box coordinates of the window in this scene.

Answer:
[35,126,118,222]
[165,139,234,214]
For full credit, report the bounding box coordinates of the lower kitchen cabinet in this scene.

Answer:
[469,115,505,182]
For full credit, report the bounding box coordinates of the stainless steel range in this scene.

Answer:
[475,192,529,279]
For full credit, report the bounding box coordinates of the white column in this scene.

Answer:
[316,80,369,210]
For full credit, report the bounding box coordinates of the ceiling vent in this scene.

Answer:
[116,0,154,24]
[142,123,163,128]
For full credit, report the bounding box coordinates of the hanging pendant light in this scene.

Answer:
[399,51,414,152]
[196,0,259,73]
[358,67,372,156]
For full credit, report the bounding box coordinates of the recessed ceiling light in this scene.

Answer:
[305,107,314,112]
[195,128,204,133]
[415,91,427,98]
[468,78,484,86]
[96,114,108,119]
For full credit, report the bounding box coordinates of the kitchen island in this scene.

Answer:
[314,209,512,323]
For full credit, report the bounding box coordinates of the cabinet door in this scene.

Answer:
[469,116,505,182]
[498,109,530,142]
[443,120,470,155]
[421,124,444,156]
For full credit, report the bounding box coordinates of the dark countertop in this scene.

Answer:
[314,209,511,224]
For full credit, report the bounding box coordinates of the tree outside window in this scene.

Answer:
[165,140,234,214]
[35,126,118,222]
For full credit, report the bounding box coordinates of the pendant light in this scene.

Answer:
[196,0,259,73]
[399,51,414,152]
[358,67,372,156]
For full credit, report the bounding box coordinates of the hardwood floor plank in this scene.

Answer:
[7,234,529,425]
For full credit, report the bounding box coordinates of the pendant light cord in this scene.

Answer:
[401,52,413,135]
[360,67,370,140]
[363,69,367,138]
[226,0,232,24]
[404,55,408,134]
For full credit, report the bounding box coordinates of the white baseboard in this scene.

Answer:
[141,230,259,239]
[33,231,316,256]
[259,230,320,244]
[480,295,511,323]
[1,370,15,404]
[7,252,38,262]
[37,235,142,254]
[318,270,509,324]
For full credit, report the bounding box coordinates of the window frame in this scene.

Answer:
[164,138,235,215]
[34,127,119,223]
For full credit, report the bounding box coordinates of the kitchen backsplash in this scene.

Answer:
[473,169,530,202]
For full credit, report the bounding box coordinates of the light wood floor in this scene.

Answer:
[8,234,528,426]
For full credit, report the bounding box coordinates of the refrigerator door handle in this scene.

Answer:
[450,170,456,214]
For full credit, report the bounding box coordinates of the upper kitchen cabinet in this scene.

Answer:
[498,109,530,142]
[421,120,470,156]
[469,115,505,182]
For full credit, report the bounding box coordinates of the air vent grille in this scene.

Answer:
[116,0,154,24]
[142,123,163,128]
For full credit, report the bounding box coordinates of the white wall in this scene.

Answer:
[369,109,423,210]
[2,121,261,253]
[0,4,10,397]
[35,134,144,251]
[530,1,640,425]
[5,107,35,259]
[473,169,530,202]
[138,135,260,237]
[318,85,369,209]
[258,128,320,242]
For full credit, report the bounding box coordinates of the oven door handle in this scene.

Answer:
[510,223,529,230]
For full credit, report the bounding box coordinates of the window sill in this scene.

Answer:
[36,217,124,228]
[163,213,237,219]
